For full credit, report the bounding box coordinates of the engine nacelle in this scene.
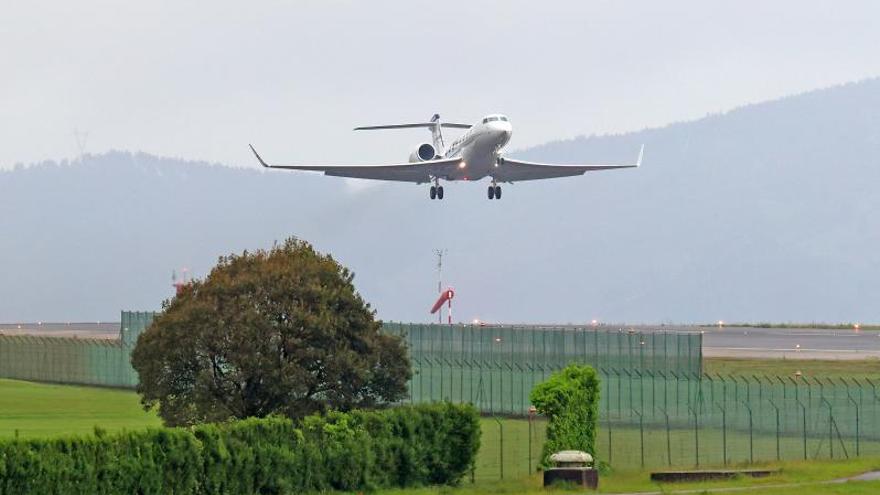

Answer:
[409,143,437,163]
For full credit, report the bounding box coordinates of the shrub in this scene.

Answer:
[529,364,600,467]
[0,403,479,495]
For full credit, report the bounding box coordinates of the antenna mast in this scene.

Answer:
[434,249,446,323]
[73,129,89,163]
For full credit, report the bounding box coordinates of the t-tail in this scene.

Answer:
[353,114,471,158]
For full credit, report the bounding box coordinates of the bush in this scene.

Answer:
[529,364,600,467]
[0,403,479,495]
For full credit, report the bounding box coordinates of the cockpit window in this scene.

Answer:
[499,116,509,122]
[487,116,499,122]
[482,118,489,124]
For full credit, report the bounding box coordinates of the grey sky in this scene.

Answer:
[2,1,879,169]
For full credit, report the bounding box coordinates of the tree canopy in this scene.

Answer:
[131,238,411,426]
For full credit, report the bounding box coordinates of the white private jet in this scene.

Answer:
[249,114,642,200]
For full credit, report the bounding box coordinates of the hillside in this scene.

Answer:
[2,80,879,323]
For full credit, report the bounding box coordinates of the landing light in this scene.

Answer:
[459,161,467,169]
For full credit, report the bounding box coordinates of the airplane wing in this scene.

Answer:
[249,145,463,184]
[493,145,643,183]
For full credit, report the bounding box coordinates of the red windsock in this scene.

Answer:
[430,288,455,314]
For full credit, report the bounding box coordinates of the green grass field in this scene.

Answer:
[0,378,160,438]
[4,377,880,493]
[704,357,880,380]
[380,457,880,494]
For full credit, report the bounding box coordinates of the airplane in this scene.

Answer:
[249,113,642,200]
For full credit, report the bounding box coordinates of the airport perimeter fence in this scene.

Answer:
[382,322,703,414]
[3,315,879,472]
[0,312,154,388]
[470,370,880,478]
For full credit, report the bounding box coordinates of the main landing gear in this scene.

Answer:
[487,183,502,200]
[429,178,444,200]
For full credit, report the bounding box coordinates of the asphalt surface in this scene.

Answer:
[615,325,880,360]
[2,322,879,360]
[701,326,880,360]
[0,322,119,339]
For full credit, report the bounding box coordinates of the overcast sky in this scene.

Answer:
[2,1,879,170]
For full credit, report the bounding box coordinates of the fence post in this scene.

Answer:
[705,374,715,408]
[689,405,700,467]
[528,406,535,474]
[495,416,504,480]
[633,408,645,468]
[715,402,727,466]
[742,401,754,464]
[796,399,808,460]
[777,375,787,401]
[672,371,681,416]
[659,370,668,414]
[768,399,781,461]
[613,368,623,419]
[635,369,644,415]
[838,377,859,457]
[821,398,833,460]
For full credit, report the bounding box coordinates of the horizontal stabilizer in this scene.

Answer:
[354,122,471,131]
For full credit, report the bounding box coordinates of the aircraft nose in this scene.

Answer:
[490,120,512,137]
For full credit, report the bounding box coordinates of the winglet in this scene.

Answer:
[249,144,270,168]
[636,144,645,167]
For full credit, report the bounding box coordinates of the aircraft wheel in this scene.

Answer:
[437,186,444,200]
[495,185,502,199]
[488,186,495,200]
[430,186,437,200]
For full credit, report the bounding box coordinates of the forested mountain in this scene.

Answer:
[3,80,879,323]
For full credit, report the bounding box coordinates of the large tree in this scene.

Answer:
[131,238,411,426]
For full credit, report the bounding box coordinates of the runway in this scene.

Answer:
[2,322,879,360]
[0,322,118,339]
[700,326,880,360]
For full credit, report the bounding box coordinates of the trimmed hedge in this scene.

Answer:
[0,403,480,494]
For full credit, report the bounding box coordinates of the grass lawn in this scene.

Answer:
[376,457,880,494]
[0,378,160,438]
[704,357,880,380]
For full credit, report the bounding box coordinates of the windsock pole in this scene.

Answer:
[430,288,455,325]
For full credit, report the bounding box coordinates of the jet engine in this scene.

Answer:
[409,143,437,163]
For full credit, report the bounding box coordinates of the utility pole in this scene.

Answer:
[434,249,446,324]
[73,129,89,163]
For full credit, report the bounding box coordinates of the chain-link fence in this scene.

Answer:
[472,371,880,478]
[2,315,877,473]
[0,335,137,388]
[386,323,702,414]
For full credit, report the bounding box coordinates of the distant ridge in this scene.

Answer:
[2,79,879,323]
